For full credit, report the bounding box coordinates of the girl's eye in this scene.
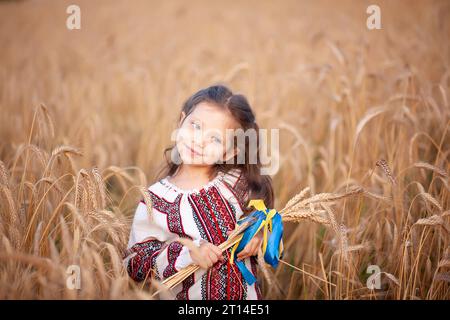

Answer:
[191,121,201,130]
[211,136,222,144]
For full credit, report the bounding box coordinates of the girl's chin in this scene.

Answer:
[180,154,219,166]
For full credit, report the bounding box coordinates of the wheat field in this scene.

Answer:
[0,0,449,299]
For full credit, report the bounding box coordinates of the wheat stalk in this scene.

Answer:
[151,186,364,296]
[152,220,254,296]
[376,159,396,185]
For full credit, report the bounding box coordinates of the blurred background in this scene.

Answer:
[0,0,449,299]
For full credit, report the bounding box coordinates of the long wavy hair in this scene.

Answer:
[156,84,274,210]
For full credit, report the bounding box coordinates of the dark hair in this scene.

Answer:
[156,84,274,210]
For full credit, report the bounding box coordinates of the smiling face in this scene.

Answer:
[174,101,241,166]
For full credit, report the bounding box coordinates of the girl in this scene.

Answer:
[123,85,274,300]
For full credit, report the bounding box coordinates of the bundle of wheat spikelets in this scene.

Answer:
[152,185,364,295]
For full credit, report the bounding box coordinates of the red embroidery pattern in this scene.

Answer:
[142,191,187,237]
[200,258,246,300]
[223,174,249,214]
[189,187,235,245]
[176,272,195,300]
[138,188,195,299]
[163,241,183,278]
[126,239,163,282]
[189,186,246,300]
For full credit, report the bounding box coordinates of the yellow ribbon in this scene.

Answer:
[229,199,282,265]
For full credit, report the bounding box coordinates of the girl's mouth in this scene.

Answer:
[184,143,203,157]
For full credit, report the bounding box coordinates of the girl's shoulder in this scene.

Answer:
[221,168,250,206]
[221,168,245,188]
[145,176,180,202]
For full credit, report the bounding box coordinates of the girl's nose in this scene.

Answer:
[191,139,205,152]
[198,135,210,148]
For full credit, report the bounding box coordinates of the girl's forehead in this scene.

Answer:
[189,102,239,130]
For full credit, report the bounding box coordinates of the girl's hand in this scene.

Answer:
[236,231,263,261]
[190,241,224,270]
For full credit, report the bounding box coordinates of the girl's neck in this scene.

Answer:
[169,164,216,190]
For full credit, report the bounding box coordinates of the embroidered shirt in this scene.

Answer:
[124,168,262,300]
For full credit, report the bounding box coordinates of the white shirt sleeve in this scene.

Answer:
[124,198,204,281]
[127,201,168,249]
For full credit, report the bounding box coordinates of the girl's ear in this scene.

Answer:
[179,111,186,126]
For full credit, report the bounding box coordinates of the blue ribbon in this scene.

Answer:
[229,200,284,285]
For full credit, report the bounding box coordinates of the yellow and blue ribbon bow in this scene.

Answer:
[229,199,284,285]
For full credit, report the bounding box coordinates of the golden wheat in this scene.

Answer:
[0,0,448,300]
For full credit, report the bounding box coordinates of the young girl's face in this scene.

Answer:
[175,102,240,166]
